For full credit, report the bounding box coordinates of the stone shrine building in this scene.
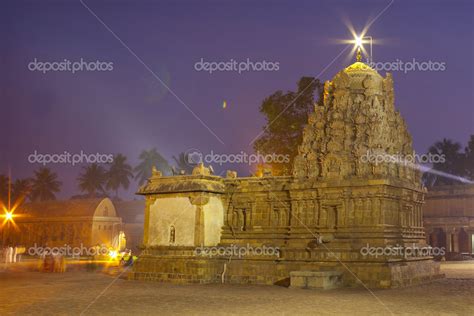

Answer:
[132,60,442,288]
[424,184,474,257]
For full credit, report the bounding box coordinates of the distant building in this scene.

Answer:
[1,198,122,249]
[424,185,474,256]
[114,200,145,252]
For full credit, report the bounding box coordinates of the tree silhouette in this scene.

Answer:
[31,168,62,201]
[422,138,465,187]
[11,178,32,204]
[464,135,474,180]
[253,77,324,175]
[172,152,194,175]
[0,174,8,205]
[134,148,171,185]
[77,164,107,198]
[106,154,134,199]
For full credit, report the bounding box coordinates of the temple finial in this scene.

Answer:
[356,46,362,62]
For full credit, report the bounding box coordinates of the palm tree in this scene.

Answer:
[11,178,32,204]
[134,148,171,185]
[77,164,107,198]
[30,168,62,201]
[106,154,134,199]
[423,138,465,187]
[172,152,194,175]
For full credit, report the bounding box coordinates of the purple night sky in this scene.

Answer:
[1,0,473,199]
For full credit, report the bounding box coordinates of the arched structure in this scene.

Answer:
[1,198,122,249]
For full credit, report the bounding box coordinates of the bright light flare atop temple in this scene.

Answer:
[335,21,374,63]
[354,35,364,48]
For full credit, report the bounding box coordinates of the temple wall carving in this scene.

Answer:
[134,61,440,288]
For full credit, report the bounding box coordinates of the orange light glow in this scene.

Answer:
[5,212,13,221]
[109,250,118,260]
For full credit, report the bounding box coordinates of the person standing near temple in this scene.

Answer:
[12,246,18,263]
[6,246,13,264]
[2,247,7,264]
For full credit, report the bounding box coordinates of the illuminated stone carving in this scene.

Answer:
[133,62,442,288]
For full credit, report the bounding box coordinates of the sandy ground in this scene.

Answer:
[0,261,473,316]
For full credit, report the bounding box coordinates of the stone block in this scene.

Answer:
[290,271,343,290]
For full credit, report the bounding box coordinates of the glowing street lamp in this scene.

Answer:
[1,172,20,246]
[108,250,118,260]
[5,211,13,222]
[1,211,14,247]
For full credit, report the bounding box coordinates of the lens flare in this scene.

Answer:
[5,212,13,221]
[109,250,118,259]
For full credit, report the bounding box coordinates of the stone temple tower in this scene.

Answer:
[133,60,442,288]
[294,61,419,183]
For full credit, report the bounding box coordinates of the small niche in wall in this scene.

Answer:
[169,225,176,244]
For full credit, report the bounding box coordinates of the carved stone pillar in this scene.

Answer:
[190,195,209,246]
[453,229,460,253]
[446,228,453,252]
[194,205,204,246]
[249,202,256,229]
[467,230,473,254]
[143,196,156,246]
[290,200,298,227]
